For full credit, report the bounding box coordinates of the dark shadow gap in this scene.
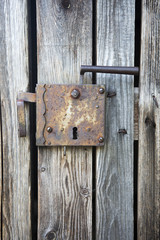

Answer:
[92,0,97,239]
[134,0,141,239]
[134,140,138,240]
[134,0,142,87]
[27,0,37,239]
[92,0,97,85]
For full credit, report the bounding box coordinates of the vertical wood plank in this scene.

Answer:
[37,1,92,239]
[0,0,31,239]
[138,1,160,239]
[96,0,135,239]
[134,88,139,140]
[0,95,2,237]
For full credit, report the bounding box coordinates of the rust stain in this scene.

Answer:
[17,100,26,137]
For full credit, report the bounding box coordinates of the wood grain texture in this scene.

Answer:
[138,1,160,239]
[134,88,139,140]
[96,0,135,239]
[37,1,92,239]
[0,0,31,239]
[0,95,2,237]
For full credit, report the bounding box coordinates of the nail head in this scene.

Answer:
[99,137,104,143]
[47,127,52,133]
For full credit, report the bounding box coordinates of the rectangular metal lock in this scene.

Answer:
[17,65,139,147]
[36,84,105,146]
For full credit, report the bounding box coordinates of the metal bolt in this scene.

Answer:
[99,137,104,143]
[71,89,80,99]
[99,88,105,94]
[48,142,51,145]
[96,105,99,108]
[47,126,52,133]
[41,167,45,172]
[118,129,127,134]
[107,92,116,98]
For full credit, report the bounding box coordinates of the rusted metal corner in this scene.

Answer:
[36,85,46,145]
[17,99,26,137]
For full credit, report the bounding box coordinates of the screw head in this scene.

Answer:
[47,127,52,133]
[99,137,104,143]
[99,88,105,94]
[41,167,46,172]
[71,89,80,99]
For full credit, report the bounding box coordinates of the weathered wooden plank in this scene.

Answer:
[96,0,135,239]
[0,0,31,239]
[138,1,160,239]
[0,95,2,237]
[37,1,92,239]
[134,88,139,140]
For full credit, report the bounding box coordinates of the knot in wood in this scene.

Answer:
[80,187,90,198]
[45,230,56,240]
[145,117,156,128]
[61,0,70,9]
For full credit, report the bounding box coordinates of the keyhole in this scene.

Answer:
[73,127,78,140]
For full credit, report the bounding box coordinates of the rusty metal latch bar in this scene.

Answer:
[80,65,139,76]
[17,92,36,137]
[80,65,139,83]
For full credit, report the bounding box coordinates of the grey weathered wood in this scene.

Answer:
[37,1,92,239]
[134,88,139,140]
[138,1,160,239]
[0,0,31,239]
[96,0,135,239]
[0,94,2,237]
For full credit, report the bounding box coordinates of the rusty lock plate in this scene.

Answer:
[36,84,106,146]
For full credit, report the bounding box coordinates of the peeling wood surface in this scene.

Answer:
[0,0,31,239]
[138,1,160,239]
[37,0,92,239]
[96,0,135,239]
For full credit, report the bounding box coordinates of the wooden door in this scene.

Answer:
[0,0,159,239]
